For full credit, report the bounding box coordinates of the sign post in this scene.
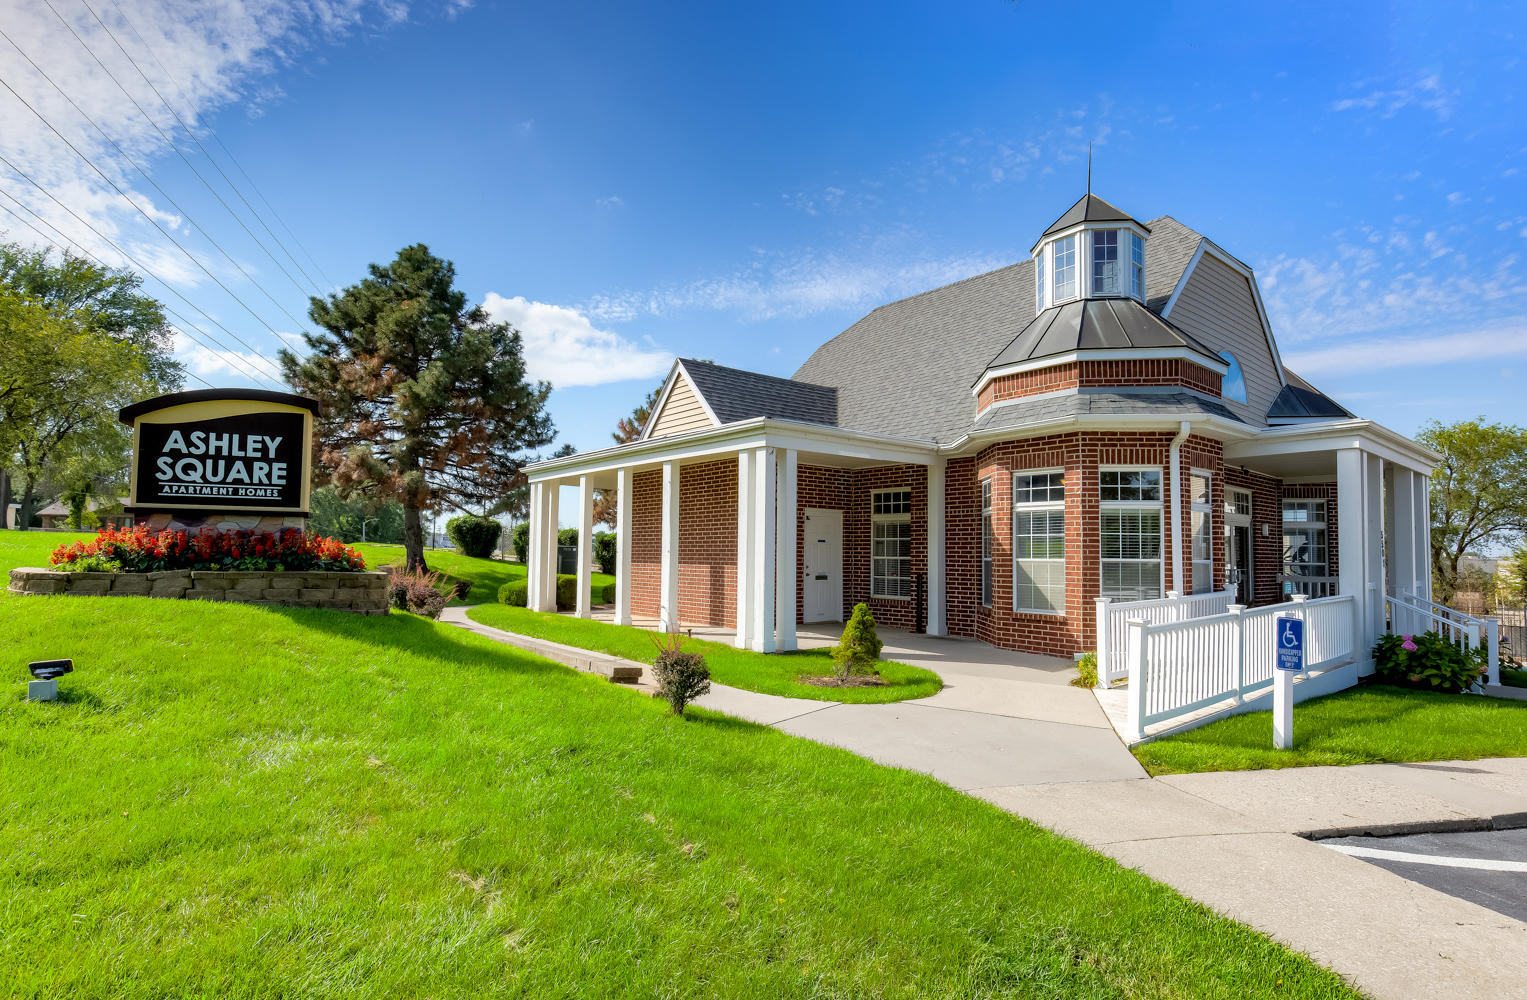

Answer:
[1274,613,1304,749]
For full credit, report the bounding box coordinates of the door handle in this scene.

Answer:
[815,574,828,580]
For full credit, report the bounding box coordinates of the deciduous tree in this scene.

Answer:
[280,244,555,571]
[1418,418,1527,603]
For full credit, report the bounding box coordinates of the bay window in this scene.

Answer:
[1190,470,1213,594]
[1100,469,1163,601]
[1012,471,1065,613]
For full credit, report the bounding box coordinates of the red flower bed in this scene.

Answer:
[50,525,366,574]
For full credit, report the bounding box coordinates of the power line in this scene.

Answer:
[0,26,314,334]
[105,0,334,292]
[74,0,324,300]
[0,158,286,388]
[40,2,312,338]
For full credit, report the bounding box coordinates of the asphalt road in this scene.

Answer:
[1320,827,1527,923]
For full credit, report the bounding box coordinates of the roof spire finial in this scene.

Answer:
[1086,141,1092,196]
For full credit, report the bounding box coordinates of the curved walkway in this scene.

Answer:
[441,607,1527,999]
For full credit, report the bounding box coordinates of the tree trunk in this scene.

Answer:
[0,469,9,529]
[16,476,37,532]
[403,502,428,572]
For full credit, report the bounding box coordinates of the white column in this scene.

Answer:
[659,461,680,633]
[1336,448,1368,650]
[734,450,754,650]
[1388,465,1417,601]
[1364,453,1384,650]
[575,474,594,618]
[614,467,632,626]
[541,479,561,610]
[752,446,776,653]
[526,481,544,611]
[775,448,798,652]
[926,458,947,636]
[1413,470,1432,602]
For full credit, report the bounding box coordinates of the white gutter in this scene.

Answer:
[1168,420,1190,595]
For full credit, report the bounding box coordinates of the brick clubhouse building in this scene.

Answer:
[523,194,1437,659]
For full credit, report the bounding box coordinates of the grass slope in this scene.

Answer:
[1134,683,1527,775]
[469,604,942,704]
[352,542,613,606]
[0,537,1355,997]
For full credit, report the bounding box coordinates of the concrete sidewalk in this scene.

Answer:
[443,608,1527,999]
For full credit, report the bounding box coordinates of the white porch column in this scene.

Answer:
[1387,464,1417,602]
[659,460,680,633]
[926,458,947,636]
[1364,453,1385,651]
[775,448,798,652]
[1413,470,1433,603]
[752,446,776,653]
[540,479,561,610]
[526,481,544,611]
[614,467,632,626]
[1337,448,1374,658]
[575,474,594,618]
[734,450,754,649]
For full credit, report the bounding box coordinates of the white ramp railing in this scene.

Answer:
[1095,587,1235,687]
[1124,593,1360,741]
[1384,592,1499,687]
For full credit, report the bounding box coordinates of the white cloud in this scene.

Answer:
[1329,72,1458,120]
[481,293,673,389]
[594,195,623,208]
[172,328,283,381]
[1283,321,1527,376]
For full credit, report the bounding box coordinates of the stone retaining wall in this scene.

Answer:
[8,568,389,614]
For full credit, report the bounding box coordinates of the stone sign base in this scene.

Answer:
[132,512,308,534]
[8,567,389,614]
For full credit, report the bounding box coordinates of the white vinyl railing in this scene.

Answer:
[1385,592,1500,687]
[1278,573,1339,598]
[1123,593,1360,741]
[1095,587,1235,687]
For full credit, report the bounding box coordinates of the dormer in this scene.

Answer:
[1031,194,1150,310]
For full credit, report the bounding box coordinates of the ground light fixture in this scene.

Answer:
[27,658,72,702]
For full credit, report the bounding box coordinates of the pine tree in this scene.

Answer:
[280,244,555,571]
[832,603,883,682]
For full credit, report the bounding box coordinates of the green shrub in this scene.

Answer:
[555,574,578,610]
[512,522,530,563]
[446,516,502,558]
[1071,651,1098,689]
[52,552,121,573]
[594,532,617,575]
[601,582,616,605]
[1372,630,1488,694]
[650,631,710,716]
[557,528,579,547]
[498,580,528,607]
[831,603,883,683]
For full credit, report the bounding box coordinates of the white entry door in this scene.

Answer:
[803,508,843,623]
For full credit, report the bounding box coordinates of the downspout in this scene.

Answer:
[1169,420,1191,595]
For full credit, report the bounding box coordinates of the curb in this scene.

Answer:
[1300,811,1527,841]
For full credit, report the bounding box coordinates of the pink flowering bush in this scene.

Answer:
[1372,630,1487,694]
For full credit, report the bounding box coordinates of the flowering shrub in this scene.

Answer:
[50,525,366,574]
[386,567,457,618]
[1372,630,1488,694]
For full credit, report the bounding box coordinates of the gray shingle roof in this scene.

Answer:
[1039,193,1148,240]
[983,297,1224,372]
[1142,216,1204,313]
[679,358,838,426]
[1267,370,1352,419]
[967,390,1244,438]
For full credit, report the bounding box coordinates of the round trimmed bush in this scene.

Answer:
[446,516,502,559]
[601,582,616,604]
[555,574,578,610]
[498,580,528,607]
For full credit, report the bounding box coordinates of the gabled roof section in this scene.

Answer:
[1267,370,1353,420]
[1039,193,1149,241]
[678,358,838,427]
[982,297,1225,373]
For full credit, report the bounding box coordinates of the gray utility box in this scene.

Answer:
[557,545,579,576]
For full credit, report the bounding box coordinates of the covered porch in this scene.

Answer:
[524,418,948,653]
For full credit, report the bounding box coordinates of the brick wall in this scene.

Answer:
[630,469,661,620]
[978,359,1223,412]
[841,465,927,631]
[628,460,738,627]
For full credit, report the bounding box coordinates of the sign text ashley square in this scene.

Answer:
[120,389,323,516]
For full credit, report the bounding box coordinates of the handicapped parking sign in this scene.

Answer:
[1276,616,1305,672]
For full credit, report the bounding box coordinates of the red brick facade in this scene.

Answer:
[620,433,1317,658]
[977,359,1223,411]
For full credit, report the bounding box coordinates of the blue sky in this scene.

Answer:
[3,0,1524,455]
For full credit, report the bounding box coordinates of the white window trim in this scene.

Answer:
[979,477,993,608]
[1012,468,1066,616]
[1030,222,1151,307]
[870,488,913,601]
[1098,465,1166,600]
[1189,467,1214,596]
[1281,498,1329,578]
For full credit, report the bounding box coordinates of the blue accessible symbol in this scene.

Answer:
[1276,616,1304,672]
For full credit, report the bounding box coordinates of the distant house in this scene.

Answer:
[523,192,1439,659]
[35,497,131,531]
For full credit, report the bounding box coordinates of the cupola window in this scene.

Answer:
[1052,235,1078,301]
[1129,233,1144,298]
[1092,230,1120,296]
[1030,194,1149,307]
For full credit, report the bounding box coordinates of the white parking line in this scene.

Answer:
[1324,843,1527,873]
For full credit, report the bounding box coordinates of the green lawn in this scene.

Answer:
[469,603,943,704]
[1134,683,1527,776]
[1503,666,1526,689]
[351,542,614,607]
[0,534,1357,998]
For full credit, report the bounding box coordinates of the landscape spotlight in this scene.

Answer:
[27,658,72,702]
